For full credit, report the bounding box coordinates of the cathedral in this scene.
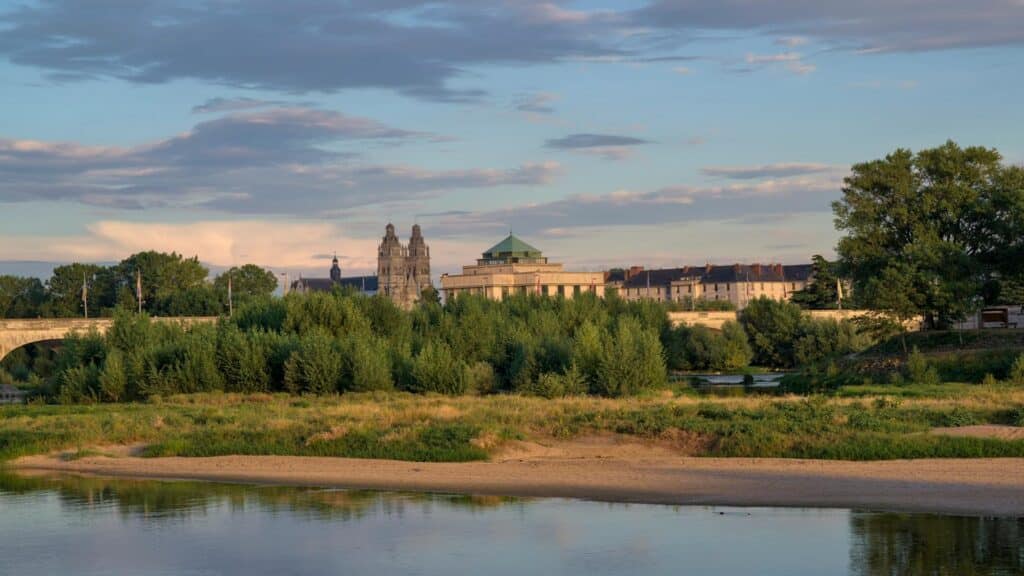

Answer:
[291,223,432,309]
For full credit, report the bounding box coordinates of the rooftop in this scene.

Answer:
[478,234,547,265]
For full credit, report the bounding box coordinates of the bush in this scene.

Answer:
[409,343,468,395]
[284,330,343,394]
[905,347,941,385]
[593,316,667,397]
[343,336,393,392]
[1010,354,1024,386]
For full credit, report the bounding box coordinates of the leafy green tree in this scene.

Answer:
[739,298,804,367]
[115,251,210,316]
[44,263,109,317]
[790,255,843,310]
[0,275,46,318]
[214,264,279,306]
[343,336,393,392]
[99,349,128,402]
[833,141,1022,328]
[284,329,343,394]
[594,316,666,397]
[410,342,468,395]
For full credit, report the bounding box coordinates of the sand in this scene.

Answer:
[12,436,1024,516]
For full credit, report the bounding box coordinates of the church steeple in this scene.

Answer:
[329,253,341,282]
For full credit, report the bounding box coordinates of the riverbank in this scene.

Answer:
[12,438,1024,516]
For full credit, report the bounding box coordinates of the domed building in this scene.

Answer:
[440,234,605,301]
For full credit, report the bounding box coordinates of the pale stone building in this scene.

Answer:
[292,223,432,309]
[440,234,605,301]
[614,263,814,309]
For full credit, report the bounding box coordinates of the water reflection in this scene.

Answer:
[850,512,1023,575]
[1,472,1021,576]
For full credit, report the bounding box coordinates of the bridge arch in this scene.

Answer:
[0,318,218,364]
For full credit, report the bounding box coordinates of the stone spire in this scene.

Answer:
[329,253,341,282]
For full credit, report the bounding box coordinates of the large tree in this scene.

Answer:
[213,264,278,304]
[114,251,210,315]
[44,263,110,317]
[833,141,1024,328]
[0,276,46,318]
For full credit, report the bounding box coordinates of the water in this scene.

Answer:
[0,472,1021,575]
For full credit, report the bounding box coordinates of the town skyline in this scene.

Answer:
[2,1,1022,277]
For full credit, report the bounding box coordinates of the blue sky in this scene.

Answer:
[1,0,1022,278]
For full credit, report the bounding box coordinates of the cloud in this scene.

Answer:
[545,132,651,161]
[701,163,835,180]
[0,219,483,275]
[0,0,621,101]
[546,133,652,149]
[633,1,1024,53]
[192,97,306,114]
[775,36,808,47]
[432,171,844,239]
[0,106,561,215]
[515,92,559,115]
[672,66,693,75]
[744,52,816,75]
[0,0,1017,108]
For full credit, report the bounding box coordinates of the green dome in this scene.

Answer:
[482,234,543,260]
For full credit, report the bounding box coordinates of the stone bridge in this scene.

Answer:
[0,317,218,363]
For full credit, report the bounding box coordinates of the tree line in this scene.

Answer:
[0,252,278,318]
[26,290,869,403]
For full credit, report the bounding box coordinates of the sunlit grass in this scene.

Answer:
[2,386,1023,462]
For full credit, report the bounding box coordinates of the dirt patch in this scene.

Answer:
[930,425,1024,440]
[494,433,692,463]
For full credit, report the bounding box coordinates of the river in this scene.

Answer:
[0,472,1020,575]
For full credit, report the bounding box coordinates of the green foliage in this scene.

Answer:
[738,297,870,368]
[1009,354,1024,386]
[834,141,1024,328]
[284,330,343,394]
[410,342,468,395]
[593,316,666,397]
[342,336,393,392]
[790,255,844,309]
[0,275,46,318]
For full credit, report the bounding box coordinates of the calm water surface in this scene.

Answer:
[0,472,1020,575]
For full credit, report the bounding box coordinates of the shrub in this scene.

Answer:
[1010,354,1024,386]
[410,342,468,395]
[98,349,127,402]
[343,336,393,392]
[905,346,940,385]
[284,330,343,394]
[593,316,667,397]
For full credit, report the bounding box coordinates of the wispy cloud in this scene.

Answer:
[0,106,561,215]
[514,92,560,115]
[701,163,836,180]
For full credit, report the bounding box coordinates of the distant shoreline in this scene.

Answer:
[13,447,1024,516]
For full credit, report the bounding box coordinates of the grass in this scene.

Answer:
[1,386,1023,463]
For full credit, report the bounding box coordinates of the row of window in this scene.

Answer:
[445,285,594,298]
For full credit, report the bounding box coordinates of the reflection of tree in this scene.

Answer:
[0,472,524,524]
[850,512,1023,575]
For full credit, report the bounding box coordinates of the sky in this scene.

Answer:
[1,0,1022,280]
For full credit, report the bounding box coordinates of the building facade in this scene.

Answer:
[614,263,814,309]
[440,234,606,301]
[292,223,432,308]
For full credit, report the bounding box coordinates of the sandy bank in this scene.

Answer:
[12,436,1024,516]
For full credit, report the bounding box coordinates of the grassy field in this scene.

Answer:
[2,384,1023,463]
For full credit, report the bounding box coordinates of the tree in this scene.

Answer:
[115,251,209,316]
[790,255,842,310]
[44,263,109,318]
[0,276,46,318]
[214,264,279,307]
[833,141,1022,328]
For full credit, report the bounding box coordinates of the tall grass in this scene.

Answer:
[2,388,1023,463]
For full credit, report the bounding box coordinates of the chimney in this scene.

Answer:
[774,263,783,276]
[705,262,713,274]
[753,263,762,277]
